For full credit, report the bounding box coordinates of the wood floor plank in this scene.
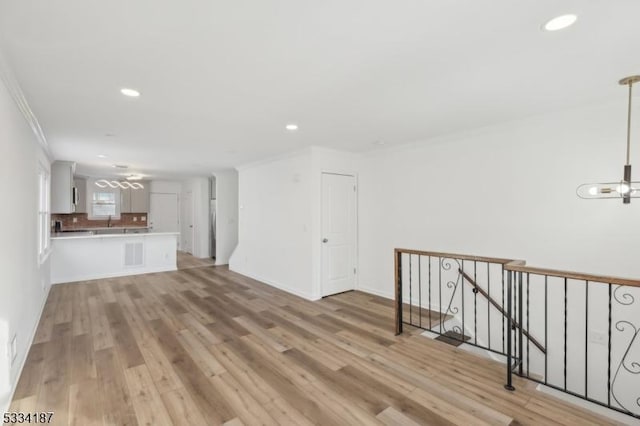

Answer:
[12,342,46,400]
[149,318,236,424]
[104,302,145,368]
[36,323,72,426]
[13,261,622,426]
[88,295,115,351]
[95,347,139,426]
[124,364,173,426]
[68,380,102,426]
[160,387,208,426]
[70,334,97,384]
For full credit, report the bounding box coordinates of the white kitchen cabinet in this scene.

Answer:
[121,181,150,213]
[131,181,150,212]
[120,187,132,213]
[73,177,87,213]
[51,161,76,213]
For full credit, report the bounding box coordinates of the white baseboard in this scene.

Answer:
[1,282,51,414]
[356,285,393,300]
[52,266,178,284]
[536,384,636,425]
[229,267,319,301]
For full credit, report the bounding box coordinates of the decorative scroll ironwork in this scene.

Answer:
[611,285,640,415]
[440,258,463,335]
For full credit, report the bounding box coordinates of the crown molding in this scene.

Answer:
[0,50,52,160]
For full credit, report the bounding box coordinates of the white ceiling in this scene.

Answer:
[1,0,640,178]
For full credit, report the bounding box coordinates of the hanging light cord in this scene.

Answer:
[626,80,633,165]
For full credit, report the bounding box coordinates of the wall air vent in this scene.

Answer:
[124,242,144,267]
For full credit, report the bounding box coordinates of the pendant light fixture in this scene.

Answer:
[577,75,640,204]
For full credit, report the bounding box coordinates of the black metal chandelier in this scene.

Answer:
[577,75,640,204]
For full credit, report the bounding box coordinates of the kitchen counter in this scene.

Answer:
[51,230,178,240]
[51,231,179,284]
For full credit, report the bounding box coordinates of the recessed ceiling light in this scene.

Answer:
[373,140,385,146]
[97,154,107,158]
[120,88,141,97]
[543,14,577,31]
[126,174,144,181]
[285,123,299,131]
[113,164,129,169]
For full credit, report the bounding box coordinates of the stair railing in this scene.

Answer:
[503,263,640,420]
[394,248,640,420]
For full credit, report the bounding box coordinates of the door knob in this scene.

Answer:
[322,238,328,243]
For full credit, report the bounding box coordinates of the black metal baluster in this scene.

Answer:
[395,250,402,335]
[514,270,517,359]
[461,259,465,341]
[502,265,505,354]
[505,270,515,391]
[418,255,422,329]
[526,273,530,377]
[518,272,523,376]
[607,283,612,407]
[544,275,548,385]
[488,262,491,350]
[585,280,589,400]
[474,260,478,346]
[563,277,567,391]
[428,256,432,330]
[439,257,442,335]
[409,254,413,326]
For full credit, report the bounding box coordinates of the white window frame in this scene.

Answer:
[38,163,51,264]
[87,179,121,220]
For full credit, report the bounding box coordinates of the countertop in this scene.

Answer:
[51,231,180,240]
[58,226,150,231]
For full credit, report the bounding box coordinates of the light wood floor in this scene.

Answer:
[11,266,618,425]
[176,251,215,270]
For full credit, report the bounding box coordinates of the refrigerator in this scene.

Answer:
[210,199,217,260]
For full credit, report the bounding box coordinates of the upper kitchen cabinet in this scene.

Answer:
[73,177,87,213]
[51,161,77,213]
[120,181,150,213]
[131,181,150,212]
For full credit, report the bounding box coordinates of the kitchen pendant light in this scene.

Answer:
[577,75,640,203]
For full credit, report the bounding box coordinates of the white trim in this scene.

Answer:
[356,285,394,300]
[536,384,634,425]
[0,51,50,159]
[1,283,51,414]
[235,147,312,172]
[229,267,319,301]
[51,266,177,285]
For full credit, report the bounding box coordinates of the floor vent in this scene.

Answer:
[435,331,471,347]
[124,242,144,267]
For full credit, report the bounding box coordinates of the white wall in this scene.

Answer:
[0,70,51,412]
[214,170,239,266]
[181,178,210,258]
[358,99,640,298]
[230,150,315,299]
[230,147,357,300]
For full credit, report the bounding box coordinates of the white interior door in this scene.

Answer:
[321,173,356,296]
[149,193,179,235]
[182,191,194,254]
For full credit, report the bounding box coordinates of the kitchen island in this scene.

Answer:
[50,231,179,284]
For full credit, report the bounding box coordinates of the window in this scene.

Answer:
[92,191,117,217]
[38,165,50,263]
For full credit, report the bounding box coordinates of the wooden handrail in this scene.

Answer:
[395,248,640,288]
[459,269,546,354]
[504,264,640,288]
[395,248,517,265]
